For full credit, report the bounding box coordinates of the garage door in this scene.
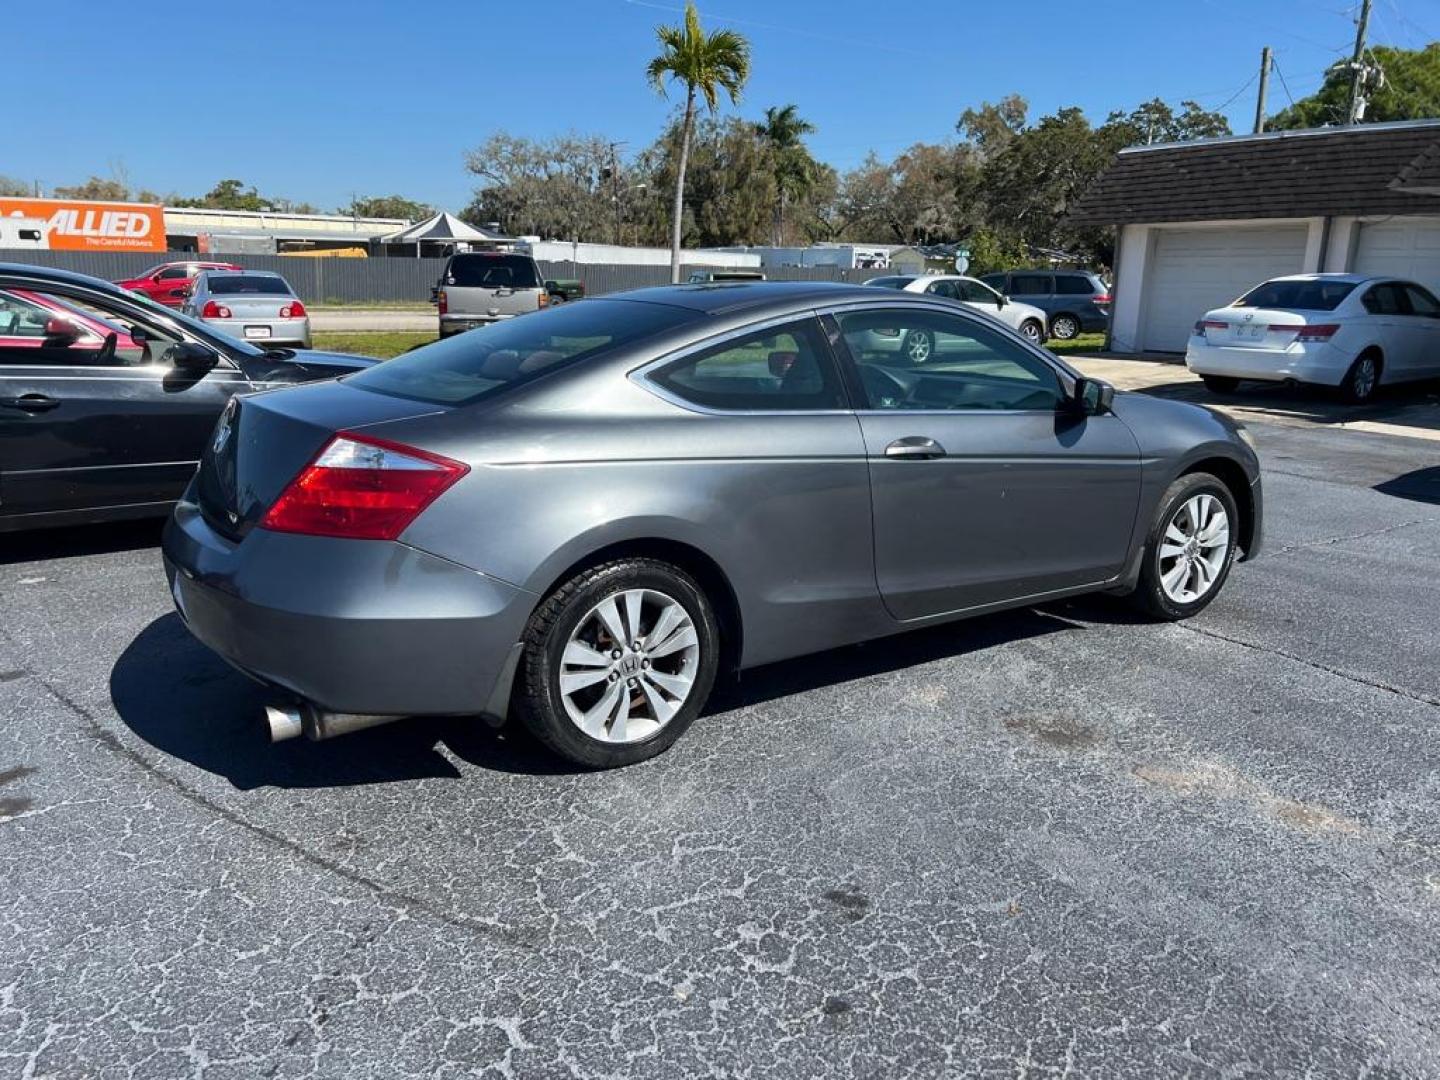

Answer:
[1353,217,1440,295]
[1139,225,1310,352]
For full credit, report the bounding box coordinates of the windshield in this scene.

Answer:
[866,276,916,289]
[347,299,697,406]
[1235,279,1356,311]
[446,254,540,289]
[205,275,294,296]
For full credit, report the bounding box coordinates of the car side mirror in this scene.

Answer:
[43,317,81,345]
[996,295,1007,309]
[168,341,218,372]
[1072,376,1114,415]
[544,279,558,292]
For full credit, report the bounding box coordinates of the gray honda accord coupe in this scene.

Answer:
[163,282,1263,768]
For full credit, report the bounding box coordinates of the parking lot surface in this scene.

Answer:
[3,409,1440,1078]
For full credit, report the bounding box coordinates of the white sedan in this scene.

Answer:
[1186,273,1440,403]
[865,274,1050,348]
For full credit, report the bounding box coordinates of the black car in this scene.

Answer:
[978,269,1111,340]
[0,263,376,533]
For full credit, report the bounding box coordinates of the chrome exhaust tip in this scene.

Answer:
[265,703,305,742]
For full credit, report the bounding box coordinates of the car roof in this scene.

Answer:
[608,280,912,317]
[1262,272,1376,284]
[202,269,282,277]
[0,261,148,300]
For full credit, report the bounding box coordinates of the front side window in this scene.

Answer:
[925,280,959,300]
[156,266,189,281]
[835,308,1063,412]
[1009,274,1052,295]
[650,316,845,411]
[0,287,181,367]
[979,274,1007,292]
[957,279,1000,303]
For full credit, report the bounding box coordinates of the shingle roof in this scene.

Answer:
[1071,120,1440,225]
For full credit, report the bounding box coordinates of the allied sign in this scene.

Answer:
[0,197,166,253]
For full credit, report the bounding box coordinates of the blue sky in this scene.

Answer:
[8,0,1433,213]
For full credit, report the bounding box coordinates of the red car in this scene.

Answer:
[0,289,139,355]
[116,260,243,308]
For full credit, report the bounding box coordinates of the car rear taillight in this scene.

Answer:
[1295,323,1340,343]
[1193,319,1228,335]
[260,433,469,541]
[538,291,549,309]
[202,300,232,318]
[280,300,307,318]
[1093,293,1111,305]
[437,289,448,315]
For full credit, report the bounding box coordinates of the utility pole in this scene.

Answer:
[1254,46,1272,133]
[1347,0,1373,124]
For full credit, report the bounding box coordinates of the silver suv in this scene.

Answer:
[436,252,548,338]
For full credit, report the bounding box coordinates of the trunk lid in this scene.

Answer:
[215,296,298,320]
[1199,307,1309,350]
[195,380,444,541]
[443,283,541,319]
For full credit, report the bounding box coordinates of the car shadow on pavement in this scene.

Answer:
[1,519,165,566]
[1374,464,1440,505]
[110,613,577,790]
[1135,376,1440,431]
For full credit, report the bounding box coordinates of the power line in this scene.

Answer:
[1214,70,1261,113]
[1271,57,1300,110]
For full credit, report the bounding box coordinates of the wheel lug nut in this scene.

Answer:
[641,659,650,669]
[627,677,638,688]
[608,671,619,682]
[611,649,622,660]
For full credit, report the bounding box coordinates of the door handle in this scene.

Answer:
[884,436,945,460]
[0,393,59,413]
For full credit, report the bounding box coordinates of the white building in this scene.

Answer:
[1073,120,1440,353]
[711,243,893,270]
[520,238,759,269]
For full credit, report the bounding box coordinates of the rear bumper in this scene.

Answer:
[439,313,519,337]
[162,500,535,716]
[1185,341,1346,385]
[201,315,312,348]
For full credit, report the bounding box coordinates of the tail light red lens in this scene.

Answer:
[260,433,469,541]
[1193,320,1228,335]
[1295,323,1340,342]
[280,300,307,318]
[1093,293,1111,305]
[202,300,232,318]
[537,291,550,309]
[437,290,448,315]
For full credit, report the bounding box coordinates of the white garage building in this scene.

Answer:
[1074,120,1440,353]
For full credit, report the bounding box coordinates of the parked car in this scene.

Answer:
[436,252,549,338]
[164,281,1262,768]
[1186,273,1440,403]
[0,263,376,533]
[686,269,766,283]
[545,278,586,304]
[865,274,1049,347]
[0,288,139,353]
[181,270,311,348]
[978,269,1111,340]
[115,260,243,308]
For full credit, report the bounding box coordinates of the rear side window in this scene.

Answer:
[1055,275,1097,296]
[650,316,845,412]
[979,274,1007,291]
[348,298,695,405]
[1403,284,1440,315]
[1009,274,1052,295]
[1238,279,1356,311]
[206,275,293,296]
[447,254,541,289]
[1361,283,1406,315]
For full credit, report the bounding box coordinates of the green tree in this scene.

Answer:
[645,1,750,280]
[1270,43,1440,128]
[957,94,1028,158]
[173,179,272,212]
[0,175,33,197]
[636,114,777,247]
[754,104,818,244]
[341,194,435,221]
[1106,98,1230,144]
[463,132,617,240]
[52,176,131,201]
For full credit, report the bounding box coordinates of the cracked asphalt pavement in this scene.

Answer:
[2,417,1439,1078]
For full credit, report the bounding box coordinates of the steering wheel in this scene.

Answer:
[858,363,911,409]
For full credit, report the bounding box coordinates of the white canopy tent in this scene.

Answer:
[379,212,511,258]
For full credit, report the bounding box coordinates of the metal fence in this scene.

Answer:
[1,250,889,304]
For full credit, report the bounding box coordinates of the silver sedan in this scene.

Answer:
[181,270,311,348]
[164,282,1262,769]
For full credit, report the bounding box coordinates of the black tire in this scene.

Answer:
[1132,472,1240,622]
[1019,319,1045,346]
[1050,313,1081,340]
[549,293,566,305]
[1339,350,1381,404]
[1201,374,1240,394]
[514,558,720,769]
[901,328,935,365]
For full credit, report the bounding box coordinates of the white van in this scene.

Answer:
[0,216,49,249]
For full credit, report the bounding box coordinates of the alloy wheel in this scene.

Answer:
[904,331,933,363]
[1021,322,1042,344]
[1157,493,1230,605]
[1052,315,1080,340]
[558,588,700,744]
[1351,355,1377,400]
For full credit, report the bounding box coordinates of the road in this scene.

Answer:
[2,405,1439,1077]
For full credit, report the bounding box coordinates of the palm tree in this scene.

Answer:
[646,2,750,282]
[755,104,817,245]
